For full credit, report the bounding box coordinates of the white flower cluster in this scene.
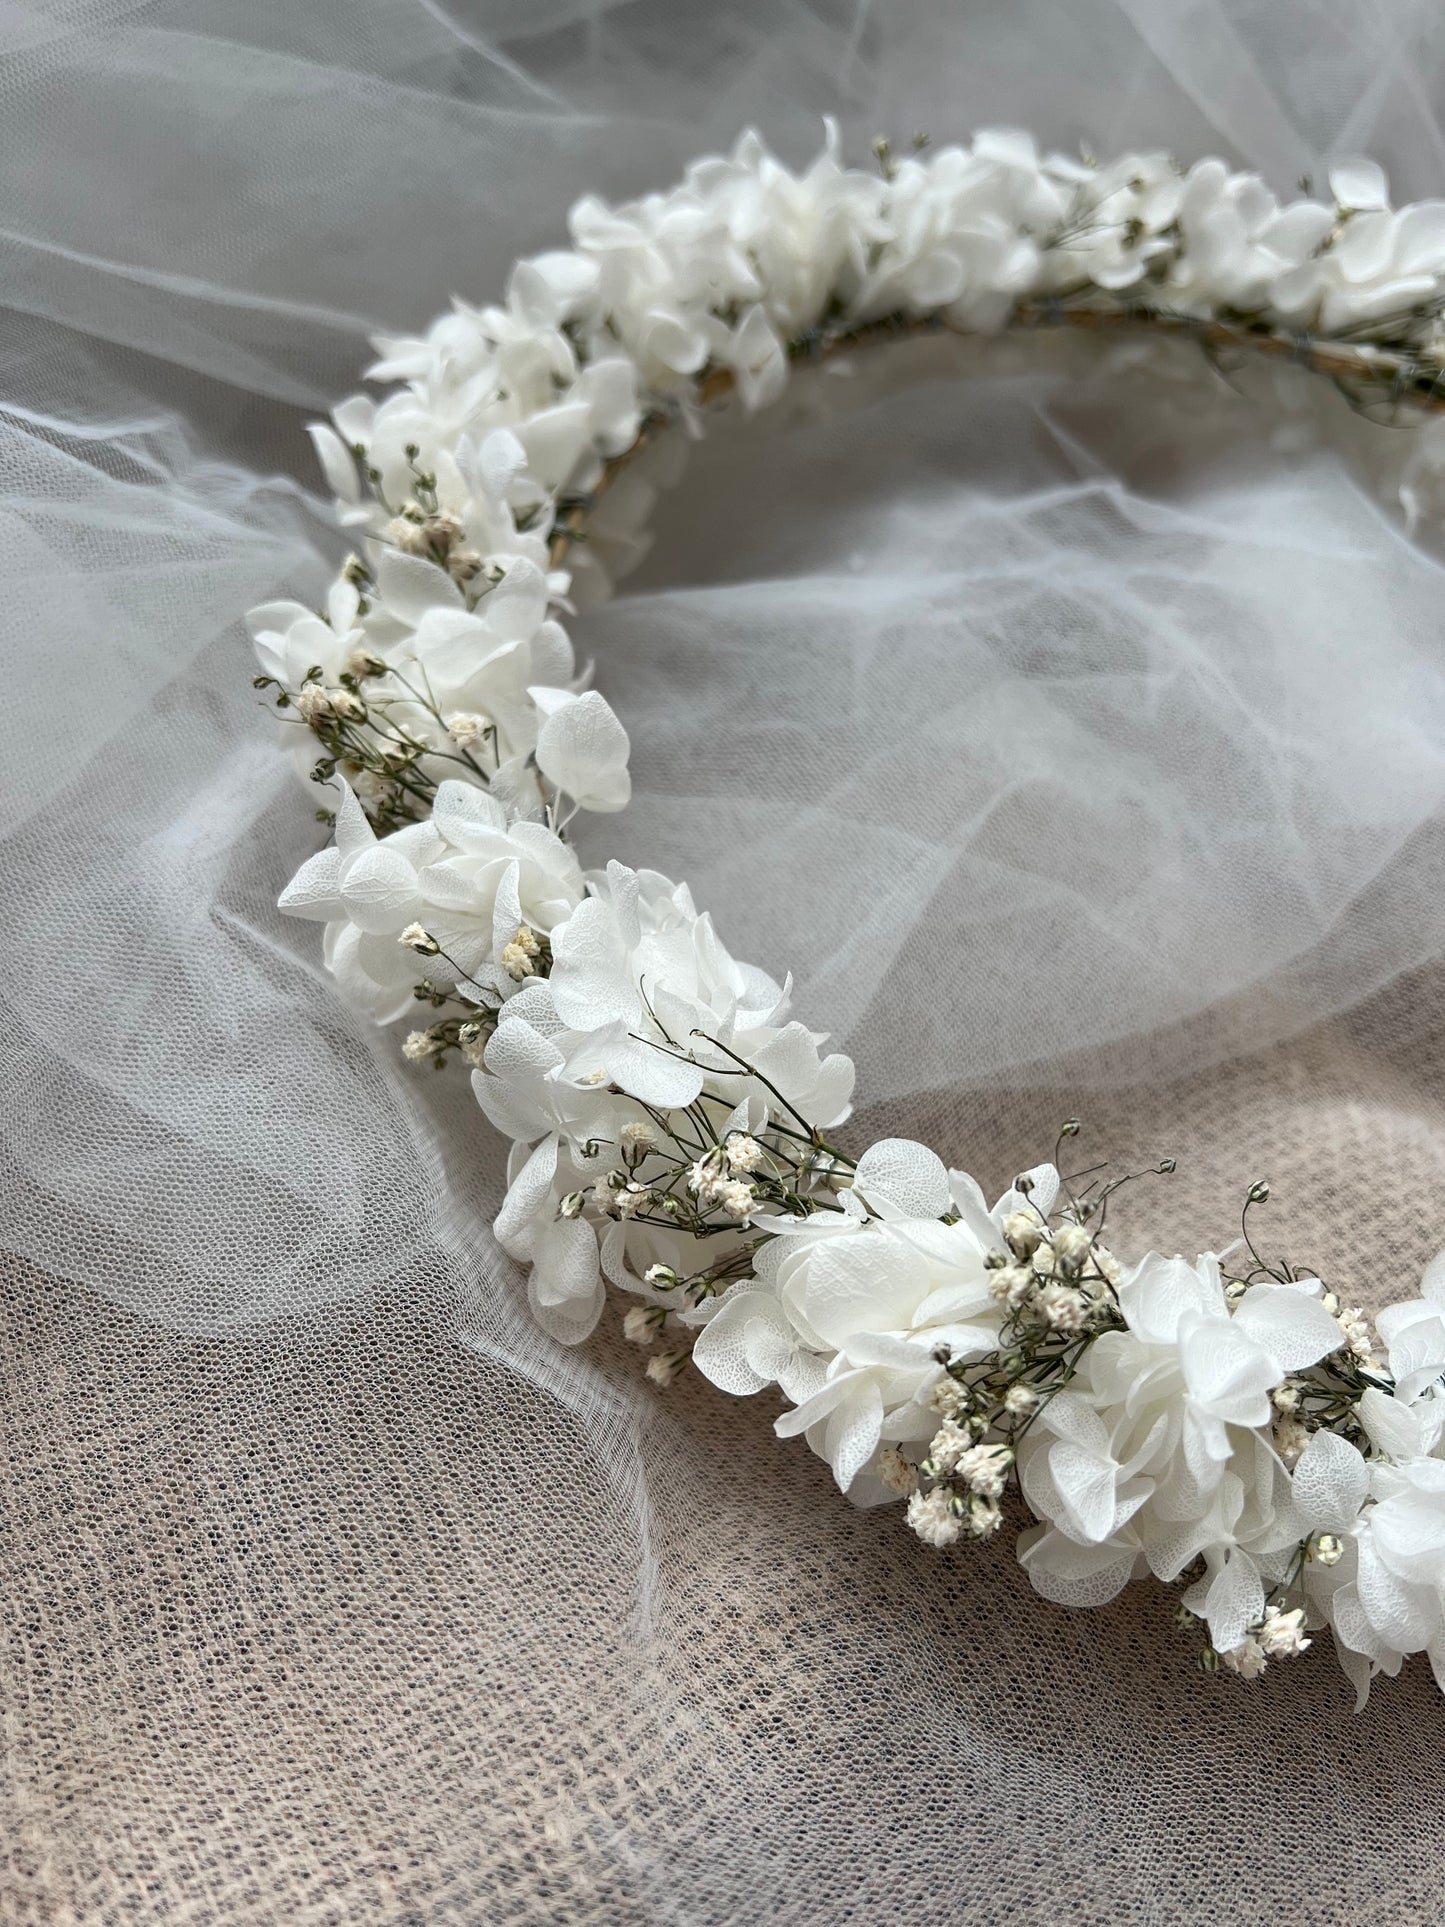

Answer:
[258,127,1445,1705]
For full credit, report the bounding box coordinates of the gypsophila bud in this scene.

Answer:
[877,1447,919,1497]
[1003,1211,1043,1258]
[614,1181,652,1219]
[644,1264,680,1289]
[295,681,330,723]
[448,546,484,584]
[1247,1180,1271,1205]
[1036,1280,1090,1332]
[385,511,432,556]
[559,1191,585,1220]
[502,941,536,981]
[989,1263,1034,1311]
[446,711,486,747]
[399,923,441,955]
[1256,1605,1310,1659]
[906,1487,962,1549]
[926,1418,970,1475]
[1273,1415,1309,1464]
[1002,1383,1041,1416]
[965,1494,1003,1538]
[645,1350,687,1388]
[1053,1222,1093,1269]
[714,1179,756,1221]
[1219,1636,1267,1680]
[623,1306,660,1345]
[402,1029,436,1061]
[725,1135,763,1174]
[955,1443,1013,1500]
[1311,1532,1344,1567]
[1336,1304,1373,1360]
[345,646,386,679]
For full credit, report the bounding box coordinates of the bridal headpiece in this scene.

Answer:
[250,127,1445,1704]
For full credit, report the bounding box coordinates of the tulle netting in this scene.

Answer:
[4,2,1445,1920]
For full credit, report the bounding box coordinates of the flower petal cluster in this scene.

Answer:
[1292,1422,1445,1706]
[691,1147,1044,1497]
[279,779,582,1022]
[466,860,856,1343]
[1017,1256,1342,1629]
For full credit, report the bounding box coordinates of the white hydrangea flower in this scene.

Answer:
[1292,1427,1445,1706]
[545,860,854,1119]
[1374,1251,1445,1402]
[1015,1254,1342,1622]
[693,1188,1017,1497]
[278,779,582,1021]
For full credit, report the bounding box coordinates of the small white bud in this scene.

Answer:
[1003,1210,1043,1258]
[446,711,486,746]
[1053,1222,1093,1266]
[622,1306,657,1345]
[399,923,441,955]
[713,1179,756,1221]
[1256,1605,1310,1659]
[725,1135,763,1173]
[295,681,331,723]
[1219,1637,1267,1681]
[501,941,536,981]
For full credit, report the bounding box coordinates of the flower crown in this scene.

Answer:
[252,127,1445,1704]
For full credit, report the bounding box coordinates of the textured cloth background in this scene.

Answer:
[6,2,1445,1921]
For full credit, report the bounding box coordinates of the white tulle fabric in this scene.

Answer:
[8,3,1445,1921]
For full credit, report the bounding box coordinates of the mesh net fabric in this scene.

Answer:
[6,1,1445,1920]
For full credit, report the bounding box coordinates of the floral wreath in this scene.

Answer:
[251,127,1445,1703]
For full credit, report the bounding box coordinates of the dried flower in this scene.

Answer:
[1257,1605,1310,1659]
[725,1134,763,1173]
[877,1447,919,1497]
[446,711,486,746]
[906,1487,963,1549]
[623,1306,660,1345]
[1220,1637,1268,1680]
